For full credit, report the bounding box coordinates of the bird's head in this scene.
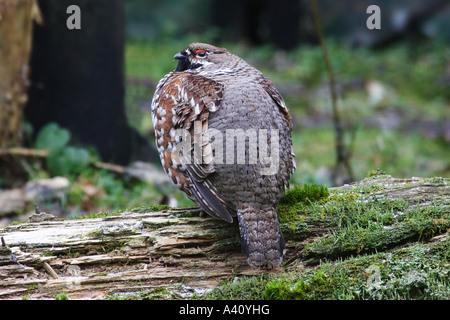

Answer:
[173,43,229,72]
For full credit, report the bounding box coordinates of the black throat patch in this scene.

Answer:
[175,58,202,72]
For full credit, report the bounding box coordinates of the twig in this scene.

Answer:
[43,262,60,279]
[92,162,125,174]
[0,147,49,157]
[311,0,354,185]
[0,147,126,175]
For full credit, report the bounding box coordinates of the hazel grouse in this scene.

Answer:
[151,43,296,268]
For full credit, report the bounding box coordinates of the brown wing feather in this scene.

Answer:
[152,72,235,222]
[259,76,292,126]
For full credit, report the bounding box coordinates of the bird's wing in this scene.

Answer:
[152,72,235,222]
[259,76,292,126]
[259,76,297,173]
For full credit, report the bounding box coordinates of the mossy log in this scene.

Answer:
[0,175,448,299]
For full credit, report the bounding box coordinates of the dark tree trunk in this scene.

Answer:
[25,0,156,165]
[210,0,314,50]
[266,0,301,50]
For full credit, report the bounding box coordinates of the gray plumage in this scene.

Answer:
[151,43,296,268]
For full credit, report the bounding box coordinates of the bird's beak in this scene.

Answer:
[174,52,187,60]
[174,51,191,72]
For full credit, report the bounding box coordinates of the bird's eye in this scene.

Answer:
[195,49,207,57]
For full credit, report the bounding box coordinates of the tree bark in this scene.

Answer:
[0,0,40,148]
[0,175,448,299]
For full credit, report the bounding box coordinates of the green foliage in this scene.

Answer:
[65,169,167,215]
[25,123,168,216]
[36,123,70,150]
[35,123,90,177]
[47,147,90,177]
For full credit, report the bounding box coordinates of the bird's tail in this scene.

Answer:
[237,207,285,269]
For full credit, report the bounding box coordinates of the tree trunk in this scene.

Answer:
[209,0,313,50]
[0,175,448,299]
[0,0,39,148]
[24,0,157,165]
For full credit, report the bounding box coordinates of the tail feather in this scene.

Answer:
[237,208,285,269]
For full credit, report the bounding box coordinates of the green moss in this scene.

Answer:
[425,177,447,185]
[302,200,449,262]
[279,184,330,206]
[54,293,69,300]
[204,275,272,300]
[278,184,329,224]
[129,204,171,213]
[277,183,427,249]
[27,284,39,291]
[279,181,447,264]
[366,168,386,177]
[430,238,450,262]
[76,211,123,220]
[204,239,450,300]
[70,204,171,220]
[327,190,362,203]
[9,220,28,226]
[84,229,103,239]
[366,169,378,177]
[105,287,179,300]
[264,270,333,300]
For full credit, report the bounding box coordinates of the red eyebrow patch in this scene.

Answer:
[196,49,206,55]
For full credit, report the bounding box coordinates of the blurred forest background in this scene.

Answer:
[0,0,449,225]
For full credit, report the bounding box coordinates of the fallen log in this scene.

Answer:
[0,175,448,299]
